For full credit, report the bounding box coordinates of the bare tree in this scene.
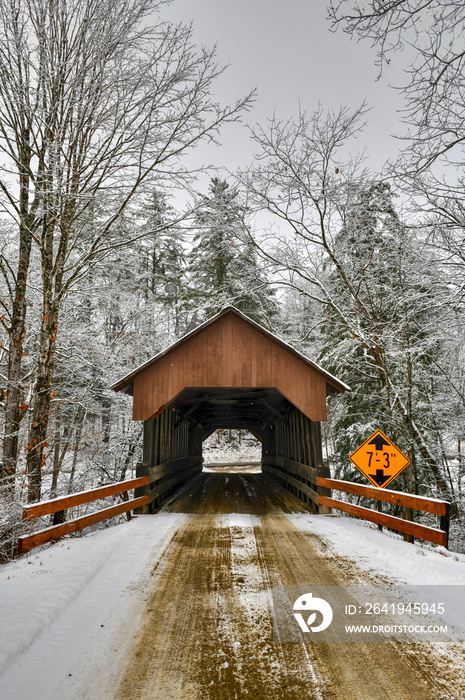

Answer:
[328,1,465,176]
[328,4,465,468]
[328,1,465,287]
[241,105,455,503]
[0,0,252,500]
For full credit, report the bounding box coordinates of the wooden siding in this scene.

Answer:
[133,313,330,422]
[261,405,329,514]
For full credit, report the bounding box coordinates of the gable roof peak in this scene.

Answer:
[111,305,350,395]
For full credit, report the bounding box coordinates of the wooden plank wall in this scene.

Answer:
[137,407,202,512]
[262,407,331,514]
[133,313,329,423]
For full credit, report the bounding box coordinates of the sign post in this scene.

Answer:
[349,430,410,489]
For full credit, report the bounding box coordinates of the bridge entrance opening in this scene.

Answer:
[202,429,261,473]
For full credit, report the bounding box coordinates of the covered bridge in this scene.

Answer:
[111,306,349,513]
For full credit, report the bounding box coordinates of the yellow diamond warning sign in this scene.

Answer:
[349,430,410,488]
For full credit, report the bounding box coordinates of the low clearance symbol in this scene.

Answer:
[349,429,410,488]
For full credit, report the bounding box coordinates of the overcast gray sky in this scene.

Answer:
[164,0,406,176]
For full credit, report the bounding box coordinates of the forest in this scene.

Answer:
[1,0,465,558]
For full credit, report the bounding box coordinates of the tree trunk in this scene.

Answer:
[50,422,70,500]
[3,294,29,479]
[50,431,61,501]
[371,345,454,506]
[391,389,455,506]
[458,439,463,495]
[119,429,142,520]
[102,396,112,445]
[2,167,33,479]
[68,407,85,493]
[26,301,59,502]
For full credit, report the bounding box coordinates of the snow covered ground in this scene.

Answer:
[289,513,465,587]
[288,513,465,641]
[1,509,465,698]
[202,430,261,465]
[0,514,188,699]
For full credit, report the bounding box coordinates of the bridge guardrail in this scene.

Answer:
[16,476,149,555]
[317,477,450,548]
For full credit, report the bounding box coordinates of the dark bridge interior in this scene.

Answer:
[170,387,291,437]
[135,384,332,515]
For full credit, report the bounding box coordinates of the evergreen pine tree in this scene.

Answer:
[320,182,449,495]
[188,178,277,326]
[142,191,188,336]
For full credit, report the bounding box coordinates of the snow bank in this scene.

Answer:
[0,514,187,699]
[287,513,465,586]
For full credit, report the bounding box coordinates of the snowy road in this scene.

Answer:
[2,472,465,699]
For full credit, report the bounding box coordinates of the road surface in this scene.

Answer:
[61,470,461,700]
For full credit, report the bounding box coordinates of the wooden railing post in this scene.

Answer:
[52,510,65,525]
[403,453,414,544]
[377,500,383,532]
[402,506,414,543]
[440,502,451,549]
[134,462,149,514]
[317,462,332,515]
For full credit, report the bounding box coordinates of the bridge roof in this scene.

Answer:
[111,306,349,422]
